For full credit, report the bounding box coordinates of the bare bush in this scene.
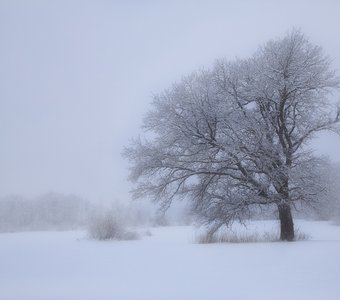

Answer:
[88,211,138,241]
[293,228,311,241]
[196,231,277,244]
[195,226,310,244]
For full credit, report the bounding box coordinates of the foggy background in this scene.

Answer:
[1,0,340,203]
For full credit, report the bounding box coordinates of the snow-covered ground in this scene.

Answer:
[1,220,339,300]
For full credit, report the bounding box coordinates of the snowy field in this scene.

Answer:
[1,220,340,300]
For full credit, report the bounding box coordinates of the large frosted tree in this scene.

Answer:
[125,31,340,241]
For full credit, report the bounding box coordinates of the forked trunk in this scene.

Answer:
[278,203,294,241]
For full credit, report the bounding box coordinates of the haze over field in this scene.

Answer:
[1,0,340,203]
[2,2,340,300]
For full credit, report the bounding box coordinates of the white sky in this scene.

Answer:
[1,0,340,202]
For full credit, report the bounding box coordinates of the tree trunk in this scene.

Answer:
[278,203,294,241]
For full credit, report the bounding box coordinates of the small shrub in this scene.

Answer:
[332,218,340,226]
[144,229,152,236]
[195,230,278,244]
[88,212,138,241]
[293,228,310,241]
[195,227,310,244]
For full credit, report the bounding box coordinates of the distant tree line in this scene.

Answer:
[0,192,90,232]
[0,192,192,233]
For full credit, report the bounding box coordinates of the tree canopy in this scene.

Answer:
[125,30,340,241]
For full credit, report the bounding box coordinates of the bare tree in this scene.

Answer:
[125,30,340,241]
